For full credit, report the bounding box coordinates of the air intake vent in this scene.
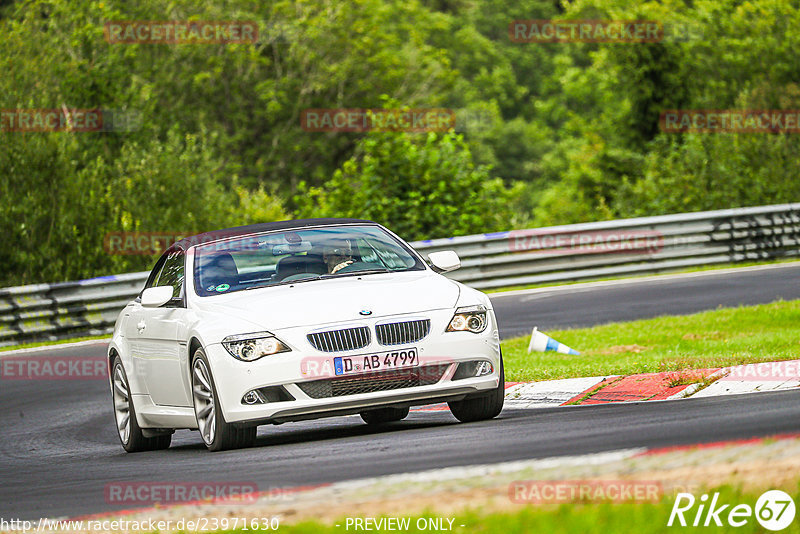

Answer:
[307,326,370,352]
[296,365,449,399]
[376,319,431,346]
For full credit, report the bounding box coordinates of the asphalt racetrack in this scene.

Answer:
[2,263,799,520]
[492,263,800,338]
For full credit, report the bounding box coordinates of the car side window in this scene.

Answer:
[154,250,185,301]
[142,253,168,296]
[356,238,378,263]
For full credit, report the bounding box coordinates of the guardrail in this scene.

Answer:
[3,202,800,347]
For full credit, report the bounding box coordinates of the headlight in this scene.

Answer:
[446,305,488,333]
[222,332,291,361]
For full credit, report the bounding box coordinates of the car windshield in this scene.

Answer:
[192,225,425,296]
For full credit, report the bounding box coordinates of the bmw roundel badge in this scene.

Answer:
[359,309,372,316]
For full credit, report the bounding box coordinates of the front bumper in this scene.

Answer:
[205,309,502,424]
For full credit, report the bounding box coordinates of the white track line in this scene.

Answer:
[690,360,800,398]
[333,448,646,489]
[504,376,609,408]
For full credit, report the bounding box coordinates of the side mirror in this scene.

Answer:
[428,250,461,273]
[141,286,174,308]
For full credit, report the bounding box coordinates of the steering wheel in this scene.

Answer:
[336,261,381,274]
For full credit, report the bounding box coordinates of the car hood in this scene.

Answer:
[192,271,460,331]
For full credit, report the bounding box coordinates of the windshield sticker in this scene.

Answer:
[215,284,230,292]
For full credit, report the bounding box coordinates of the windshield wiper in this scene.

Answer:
[245,276,320,290]
[244,282,274,290]
[319,268,390,279]
[245,269,388,288]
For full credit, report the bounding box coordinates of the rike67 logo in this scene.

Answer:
[668,490,796,531]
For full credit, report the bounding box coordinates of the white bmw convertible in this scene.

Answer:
[108,219,503,452]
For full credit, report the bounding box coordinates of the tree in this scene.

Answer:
[296,131,523,240]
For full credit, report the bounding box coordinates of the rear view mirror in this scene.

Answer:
[272,241,312,255]
[141,286,174,307]
[428,250,461,273]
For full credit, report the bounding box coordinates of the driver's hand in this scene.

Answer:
[331,260,354,274]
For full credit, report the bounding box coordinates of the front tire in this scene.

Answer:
[111,356,171,452]
[191,348,256,452]
[360,406,410,425]
[448,355,505,423]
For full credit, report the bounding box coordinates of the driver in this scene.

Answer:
[322,241,355,274]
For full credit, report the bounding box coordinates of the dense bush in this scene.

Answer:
[1,0,798,285]
[296,132,523,241]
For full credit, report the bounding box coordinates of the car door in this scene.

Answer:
[130,249,192,407]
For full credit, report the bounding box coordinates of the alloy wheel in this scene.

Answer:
[112,364,131,444]
[192,358,216,445]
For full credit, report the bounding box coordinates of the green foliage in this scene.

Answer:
[502,299,800,382]
[0,125,286,285]
[296,131,522,240]
[530,0,800,222]
[1,0,799,285]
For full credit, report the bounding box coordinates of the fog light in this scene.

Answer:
[242,390,266,405]
[452,360,495,381]
[241,386,295,405]
[475,361,493,376]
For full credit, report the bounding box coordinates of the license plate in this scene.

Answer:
[334,348,418,376]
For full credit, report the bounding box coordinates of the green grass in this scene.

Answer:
[219,485,800,533]
[485,258,800,294]
[501,299,800,382]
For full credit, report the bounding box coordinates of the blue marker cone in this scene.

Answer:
[527,327,579,355]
